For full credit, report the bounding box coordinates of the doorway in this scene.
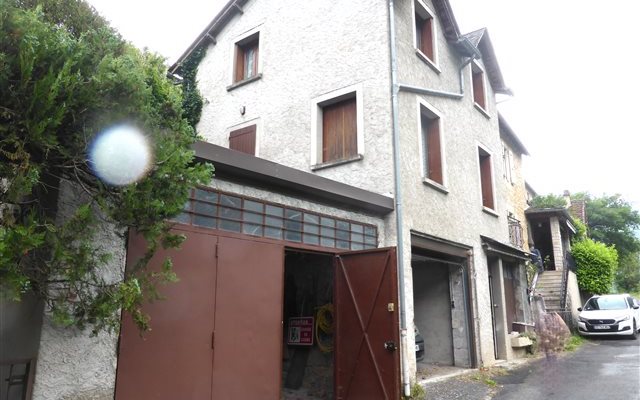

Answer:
[282,251,334,400]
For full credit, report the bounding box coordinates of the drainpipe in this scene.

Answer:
[467,249,483,366]
[398,55,475,100]
[387,0,410,396]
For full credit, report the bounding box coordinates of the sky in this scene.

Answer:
[88,0,640,210]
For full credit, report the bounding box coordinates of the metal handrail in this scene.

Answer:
[528,270,539,304]
[559,254,570,310]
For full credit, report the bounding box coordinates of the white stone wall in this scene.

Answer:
[32,182,126,400]
[196,0,394,196]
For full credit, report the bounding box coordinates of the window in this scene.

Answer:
[420,104,443,185]
[414,0,437,66]
[472,62,486,110]
[311,85,364,168]
[502,144,513,184]
[174,187,378,251]
[321,97,357,163]
[478,147,494,209]
[234,32,259,83]
[229,124,256,155]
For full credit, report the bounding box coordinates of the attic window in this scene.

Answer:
[414,1,437,67]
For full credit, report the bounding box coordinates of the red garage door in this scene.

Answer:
[115,230,283,400]
[334,248,400,400]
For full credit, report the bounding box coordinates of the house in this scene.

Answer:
[26,1,534,399]
[526,191,583,329]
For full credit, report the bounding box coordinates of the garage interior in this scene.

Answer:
[412,250,472,372]
[282,251,334,400]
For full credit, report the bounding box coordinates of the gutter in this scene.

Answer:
[387,0,410,396]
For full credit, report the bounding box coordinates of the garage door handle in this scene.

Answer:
[384,341,397,351]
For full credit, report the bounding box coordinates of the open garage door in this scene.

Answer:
[334,248,400,400]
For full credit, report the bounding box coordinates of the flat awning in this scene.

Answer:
[481,235,530,261]
[192,141,395,216]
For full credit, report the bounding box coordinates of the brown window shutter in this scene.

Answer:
[229,125,256,155]
[426,118,442,183]
[235,45,245,82]
[479,152,494,209]
[322,98,357,163]
[421,18,434,60]
[473,71,485,109]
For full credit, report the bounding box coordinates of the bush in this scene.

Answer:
[530,194,567,209]
[572,239,618,294]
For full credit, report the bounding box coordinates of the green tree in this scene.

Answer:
[616,252,640,294]
[572,239,618,295]
[530,194,567,209]
[0,0,213,333]
[577,193,640,260]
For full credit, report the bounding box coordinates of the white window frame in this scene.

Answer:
[226,118,262,157]
[416,98,447,192]
[477,142,498,215]
[229,25,264,86]
[413,0,440,72]
[470,60,489,117]
[310,83,365,168]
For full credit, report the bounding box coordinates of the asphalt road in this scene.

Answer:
[493,336,640,400]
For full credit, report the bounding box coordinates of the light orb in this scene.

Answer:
[89,125,152,186]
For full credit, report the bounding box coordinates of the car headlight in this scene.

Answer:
[615,315,630,323]
[578,316,588,323]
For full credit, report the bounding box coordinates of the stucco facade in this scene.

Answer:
[27,0,535,397]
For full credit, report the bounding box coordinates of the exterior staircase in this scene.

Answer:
[535,270,565,312]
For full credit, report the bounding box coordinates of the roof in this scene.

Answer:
[525,207,577,234]
[170,0,511,94]
[192,141,395,216]
[481,235,530,260]
[461,28,512,95]
[525,181,537,196]
[499,113,530,155]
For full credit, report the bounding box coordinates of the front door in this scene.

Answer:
[334,248,400,400]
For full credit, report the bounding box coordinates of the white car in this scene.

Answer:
[577,294,640,339]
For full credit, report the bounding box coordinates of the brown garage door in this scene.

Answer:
[334,248,400,400]
[115,230,217,400]
[116,231,284,400]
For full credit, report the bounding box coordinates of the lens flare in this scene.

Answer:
[89,125,153,186]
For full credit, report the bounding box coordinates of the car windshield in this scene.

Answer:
[584,297,628,310]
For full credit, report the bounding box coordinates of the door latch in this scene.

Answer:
[384,341,397,351]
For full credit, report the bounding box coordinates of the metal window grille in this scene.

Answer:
[173,188,378,251]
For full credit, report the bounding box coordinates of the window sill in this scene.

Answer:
[311,154,363,171]
[422,178,448,194]
[415,49,441,74]
[482,206,499,217]
[226,73,263,92]
[474,103,491,119]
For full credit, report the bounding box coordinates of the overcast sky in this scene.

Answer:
[88,0,639,210]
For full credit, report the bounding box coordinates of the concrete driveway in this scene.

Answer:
[493,336,640,400]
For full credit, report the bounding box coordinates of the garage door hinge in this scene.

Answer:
[215,244,218,258]
[211,331,215,349]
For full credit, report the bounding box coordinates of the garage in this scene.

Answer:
[114,187,400,400]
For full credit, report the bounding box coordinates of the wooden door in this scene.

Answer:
[334,248,400,400]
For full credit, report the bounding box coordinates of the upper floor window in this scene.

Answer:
[420,103,444,186]
[229,124,257,155]
[311,84,364,168]
[472,61,487,111]
[502,144,514,184]
[322,97,357,163]
[233,32,260,83]
[414,0,437,68]
[478,146,495,210]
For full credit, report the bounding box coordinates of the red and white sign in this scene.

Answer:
[287,317,314,346]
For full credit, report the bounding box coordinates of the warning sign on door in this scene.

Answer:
[287,317,314,346]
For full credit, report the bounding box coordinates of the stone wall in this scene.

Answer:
[31,182,126,400]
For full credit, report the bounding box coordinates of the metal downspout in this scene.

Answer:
[387,0,410,396]
[398,56,474,100]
